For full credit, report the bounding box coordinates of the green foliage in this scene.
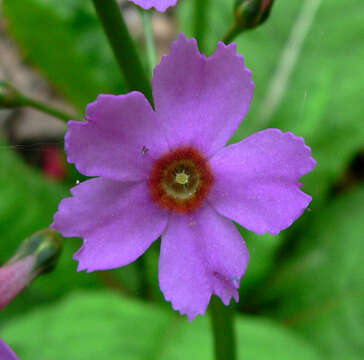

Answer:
[237,226,282,297]
[263,186,364,360]
[2,0,126,110]
[0,292,322,360]
[0,139,102,322]
[0,140,66,259]
[179,0,364,204]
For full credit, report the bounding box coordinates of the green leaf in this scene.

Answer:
[264,186,364,360]
[0,291,322,360]
[237,226,282,298]
[0,139,102,321]
[2,0,125,110]
[0,140,65,259]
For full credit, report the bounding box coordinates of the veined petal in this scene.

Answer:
[152,33,254,157]
[209,129,316,235]
[159,204,249,320]
[51,178,168,271]
[128,0,178,12]
[66,92,168,181]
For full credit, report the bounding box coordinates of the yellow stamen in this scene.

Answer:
[175,172,189,185]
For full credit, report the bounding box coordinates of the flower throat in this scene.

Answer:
[149,147,214,213]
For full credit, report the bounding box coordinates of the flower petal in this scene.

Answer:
[66,92,168,181]
[152,33,254,157]
[128,0,178,12]
[51,178,168,271]
[209,129,316,235]
[0,339,19,360]
[159,204,249,320]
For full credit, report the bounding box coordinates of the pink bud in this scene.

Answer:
[0,256,35,311]
[0,229,62,311]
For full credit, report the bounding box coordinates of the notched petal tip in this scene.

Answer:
[159,206,249,320]
[165,294,209,321]
[279,129,317,175]
[65,91,167,181]
[214,39,255,86]
[152,32,255,156]
[64,121,86,168]
[50,196,77,238]
[154,33,199,76]
[76,261,88,273]
[177,32,190,42]
[262,129,316,181]
[167,284,239,321]
[85,91,147,118]
[209,128,316,235]
[54,179,168,274]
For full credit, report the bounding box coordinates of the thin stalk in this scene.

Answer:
[221,23,241,44]
[1,81,75,122]
[193,0,209,52]
[140,10,157,77]
[136,256,149,299]
[209,296,237,360]
[20,96,75,122]
[91,0,153,104]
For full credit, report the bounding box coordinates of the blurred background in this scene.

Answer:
[0,0,363,359]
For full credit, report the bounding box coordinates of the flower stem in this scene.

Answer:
[1,81,76,122]
[136,256,149,299]
[209,296,237,360]
[20,96,75,122]
[91,0,153,104]
[193,0,209,52]
[221,23,241,44]
[140,9,157,77]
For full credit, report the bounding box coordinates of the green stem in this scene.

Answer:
[91,0,153,104]
[20,96,75,122]
[140,10,157,77]
[136,256,149,299]
[209,296,237,360]
[221,23,241,44]
[1,81,75,122]
[193,0,209,52]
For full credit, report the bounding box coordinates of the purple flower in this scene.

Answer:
[52,33,315,320]
[0,339,19,360]
[128,0,178,12]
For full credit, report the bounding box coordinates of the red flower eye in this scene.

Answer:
[149,147,214,213]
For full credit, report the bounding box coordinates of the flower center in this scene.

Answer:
[175,172,189,185]
[149,147,214,213]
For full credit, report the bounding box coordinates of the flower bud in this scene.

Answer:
[234,0,275,31]
[0,229,62,311]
